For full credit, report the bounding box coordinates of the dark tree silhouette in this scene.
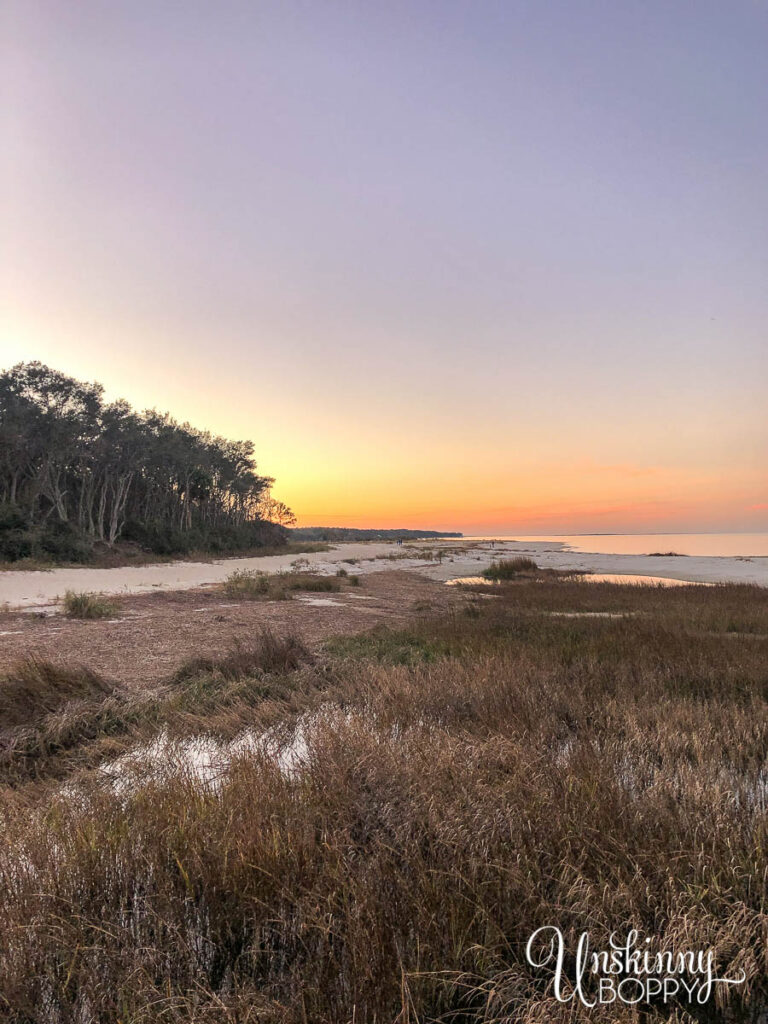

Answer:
[0,362,292,561]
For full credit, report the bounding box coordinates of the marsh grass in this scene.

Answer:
[482,555,539,579]
[325,625,450,664]
[0,633,313,786]
[0,659,142,783]
[0,581,767,1021]
[172,633,312,684]
[62,589,119,618]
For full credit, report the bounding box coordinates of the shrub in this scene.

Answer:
[123,519,289,556]
[223,569,271,599]
[39,519,93,562]
[223,570,343,601]
[0,505,34,561]
[0,507,93,564]
[62,590,118,619]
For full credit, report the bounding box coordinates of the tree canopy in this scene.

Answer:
[0,362,293,561]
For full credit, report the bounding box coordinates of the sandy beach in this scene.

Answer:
[1,539,766,612]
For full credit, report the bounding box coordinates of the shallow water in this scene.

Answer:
[445,576,492,586]
[583,573,705,587]
[467,533,768,557]
[446,573,701,588]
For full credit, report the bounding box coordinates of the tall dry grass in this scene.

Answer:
[0,582,766,1021]
[482,555,539,578]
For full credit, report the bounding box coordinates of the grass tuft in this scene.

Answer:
[0,659,113,729]
[62,590,118,618]
[482,556,538,579]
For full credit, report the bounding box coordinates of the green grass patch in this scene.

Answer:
[325,626,450,665]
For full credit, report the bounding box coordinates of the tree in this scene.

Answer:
[0,362,293,558]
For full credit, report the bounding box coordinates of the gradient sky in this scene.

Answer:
[2,1,766,533]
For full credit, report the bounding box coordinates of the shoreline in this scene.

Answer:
[1,539,767,611]
[418,540,768,588]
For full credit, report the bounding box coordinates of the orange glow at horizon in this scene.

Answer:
[1,325,766,538]
[3,3,767,539]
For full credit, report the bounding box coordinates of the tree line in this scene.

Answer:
[291,527,462,542]
[0,362,294,562]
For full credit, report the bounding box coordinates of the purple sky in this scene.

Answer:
[2,1,766,531]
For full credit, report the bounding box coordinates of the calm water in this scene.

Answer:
[446,574,700,588]
[466,533,768,557]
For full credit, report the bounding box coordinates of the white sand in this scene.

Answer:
[1,539,766,611]
[0,542,395,610]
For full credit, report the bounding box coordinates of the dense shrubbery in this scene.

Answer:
[0,505,96,563]
[0,362,293,562]
[121,517,287,556]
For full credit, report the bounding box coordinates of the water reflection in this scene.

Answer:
[446,573,705,588]
[584,573,703,587]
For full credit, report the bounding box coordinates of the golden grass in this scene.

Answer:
[0,581,766,1021]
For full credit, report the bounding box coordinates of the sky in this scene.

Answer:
[1,0,766,534]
